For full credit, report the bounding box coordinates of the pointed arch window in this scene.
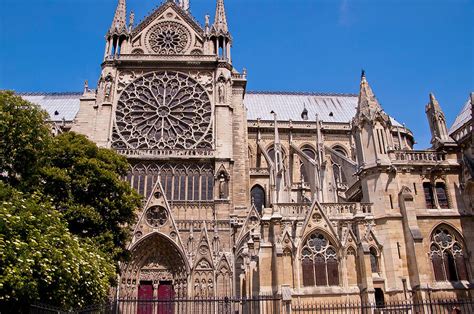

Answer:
[370,247,380,273]
[435,182,449,209]
[301,231,340,287]
[129,163,214,201]
[423,182,435,209]
[429,226,468,282]
[300,146,316,184]
[251,185,266,214]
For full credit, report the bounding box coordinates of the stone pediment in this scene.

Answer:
[130,1,204,55]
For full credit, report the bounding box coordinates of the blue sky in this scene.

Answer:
[0,0,472,148]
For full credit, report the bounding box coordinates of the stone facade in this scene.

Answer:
[31,0,474,304]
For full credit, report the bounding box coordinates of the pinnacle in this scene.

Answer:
[427,92,442,112]
[109,0,128,36]
[212,0,229,35]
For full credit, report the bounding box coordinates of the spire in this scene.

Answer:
[355,71,385,122]
[212,0,229,35]
[108,0,127,36]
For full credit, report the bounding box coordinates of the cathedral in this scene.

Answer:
[20,0,473,306]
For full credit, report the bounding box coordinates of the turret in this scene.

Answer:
[352,71,392,167]
[210,0,232,62]
[425,93,455,149]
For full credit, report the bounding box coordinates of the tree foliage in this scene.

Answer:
[0,91,51,190]
[0,91,142,309]
[0,184,115,310]
[41,132,141,261]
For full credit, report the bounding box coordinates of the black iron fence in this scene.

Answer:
[292,298,474,314]
[29,296,474,314]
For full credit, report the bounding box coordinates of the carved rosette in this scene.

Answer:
[145,21,191,54]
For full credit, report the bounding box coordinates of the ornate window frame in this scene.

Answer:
[300,230,340,287]
[429,225,469,282]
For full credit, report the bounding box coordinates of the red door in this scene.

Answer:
[157,281,174,314]
[138,281,153,314]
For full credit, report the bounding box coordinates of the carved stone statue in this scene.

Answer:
[217,81,225,103]
[218,172,228,199]
[104,78,113,102]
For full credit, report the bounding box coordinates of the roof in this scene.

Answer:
[244,91,403,126]
[449,97,472,135]
[19,90,403,127]
[19,92,81,122]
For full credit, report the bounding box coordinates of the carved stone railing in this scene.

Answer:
[174,219,228,231]
[170,200,214,211]
[275,203,310,218]
[321,202,372,216]
[116,148,215,159]
[113,54,217,62]
[250,167,270,176]
[275,202,372,219]
[231,73,247,80]
[390,150,447,163]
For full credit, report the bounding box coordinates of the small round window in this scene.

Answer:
[145,205,168,227]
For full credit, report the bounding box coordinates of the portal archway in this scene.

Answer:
[120,232,189,299]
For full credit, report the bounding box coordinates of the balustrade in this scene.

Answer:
[391,150,446,162]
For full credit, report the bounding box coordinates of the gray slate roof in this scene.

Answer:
[19,91,402,126]
[244,91,403,126]
[449,97,472,135]
[19,93,81,122]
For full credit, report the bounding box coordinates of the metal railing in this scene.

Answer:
[30,296,283,314]
[29,296,474,314]
[292,298,474,313]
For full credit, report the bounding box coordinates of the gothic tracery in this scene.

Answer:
[146,21,191,54]
[113,71,213,150]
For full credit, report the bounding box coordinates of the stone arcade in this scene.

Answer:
[21,0,474,305]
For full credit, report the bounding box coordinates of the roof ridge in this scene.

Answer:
[247,90,358,97]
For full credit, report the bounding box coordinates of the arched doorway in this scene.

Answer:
[251,185,266,214]
[120,233,189,300]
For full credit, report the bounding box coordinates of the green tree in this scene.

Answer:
[41,132,142,261]
[0,183,115,311]
[0,91,51,190]
[0,91,142,308]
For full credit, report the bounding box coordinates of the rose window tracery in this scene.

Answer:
[113,71,213,150]
[146,21,191,54]
[145,205,168,227]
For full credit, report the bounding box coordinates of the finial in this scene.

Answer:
[361,69,366,79]
[83,80,89,94]
[129,10,135,27]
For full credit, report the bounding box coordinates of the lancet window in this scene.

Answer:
[126,163,214,201]
[369,247,380,273]
[301,231,340,287]
[300,146,316,184]
[429,226,468,282]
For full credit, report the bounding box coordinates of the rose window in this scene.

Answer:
[146,21,191,54]
[145,206,168,227]
[112,71,213,150]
